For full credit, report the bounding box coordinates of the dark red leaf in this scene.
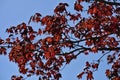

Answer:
[77,72,84,79]
[74,2,83,11]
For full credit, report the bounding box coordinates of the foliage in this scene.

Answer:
[0,0,120,80]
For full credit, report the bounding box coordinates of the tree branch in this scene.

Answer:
[71,34,109,43]
[92,47,120,51]
[97,0,120,5]
[57,48,83,55]
[97,51,111,63]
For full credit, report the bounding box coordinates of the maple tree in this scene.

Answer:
[0,0,120,80]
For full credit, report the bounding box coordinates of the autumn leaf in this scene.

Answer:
[115,7,120,14]
[36,17,41,22]
[30,44,35,50]
[84,51,89,55]
[25,53,33,60]
[74,2,83,11]
[47,72,51,77]
[0,39,4,44]
[0,47,6,55]
[36,70,44,75]
[44,51,51,59]
[112,77,120,80]
[37,29,42,35]
[29,35,35,40]
[92,63,98,69]
[77,72,84,79]
[46,37,53,43]
[22,22,27,29]
[41,16,47,25]
[86,40,92,46]
[93,7,97,14]
[27,74,31,77]
[86,61,91,67]
[6,28,13,33]
[91,47,98,53]
[87,71,94,80]
[54,3,68,13]
[54,35,61,42]
[6,38,10,43]
[105,69,111,78]
[30,61,35,69]
[69,13,81,21]
[16,37,20,43]
[14,45,22,50]
[11,75,23,80]
[38,61,44,68]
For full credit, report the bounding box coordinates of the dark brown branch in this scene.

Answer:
[57,48,83,55]
[57,46,120,56]
[74,47,120,57]
[97,0,120,5]
[71,34,109,43]
[0,45,12,48]
[97,51,111,63]
[86,47,120,51]
[75,50,85,57]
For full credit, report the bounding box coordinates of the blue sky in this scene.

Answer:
[0,0,109,80]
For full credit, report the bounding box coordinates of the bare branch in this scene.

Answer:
[97,51,111,63]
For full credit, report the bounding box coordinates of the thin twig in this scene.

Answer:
[97,51,111,63]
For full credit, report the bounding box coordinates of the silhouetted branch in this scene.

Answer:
[97,51,111,63]
[97,0,120,5]
[72,34,109,43]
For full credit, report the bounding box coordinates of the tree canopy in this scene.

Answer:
[0,0,120,80]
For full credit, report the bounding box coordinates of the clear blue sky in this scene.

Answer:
[0,0,109,80]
